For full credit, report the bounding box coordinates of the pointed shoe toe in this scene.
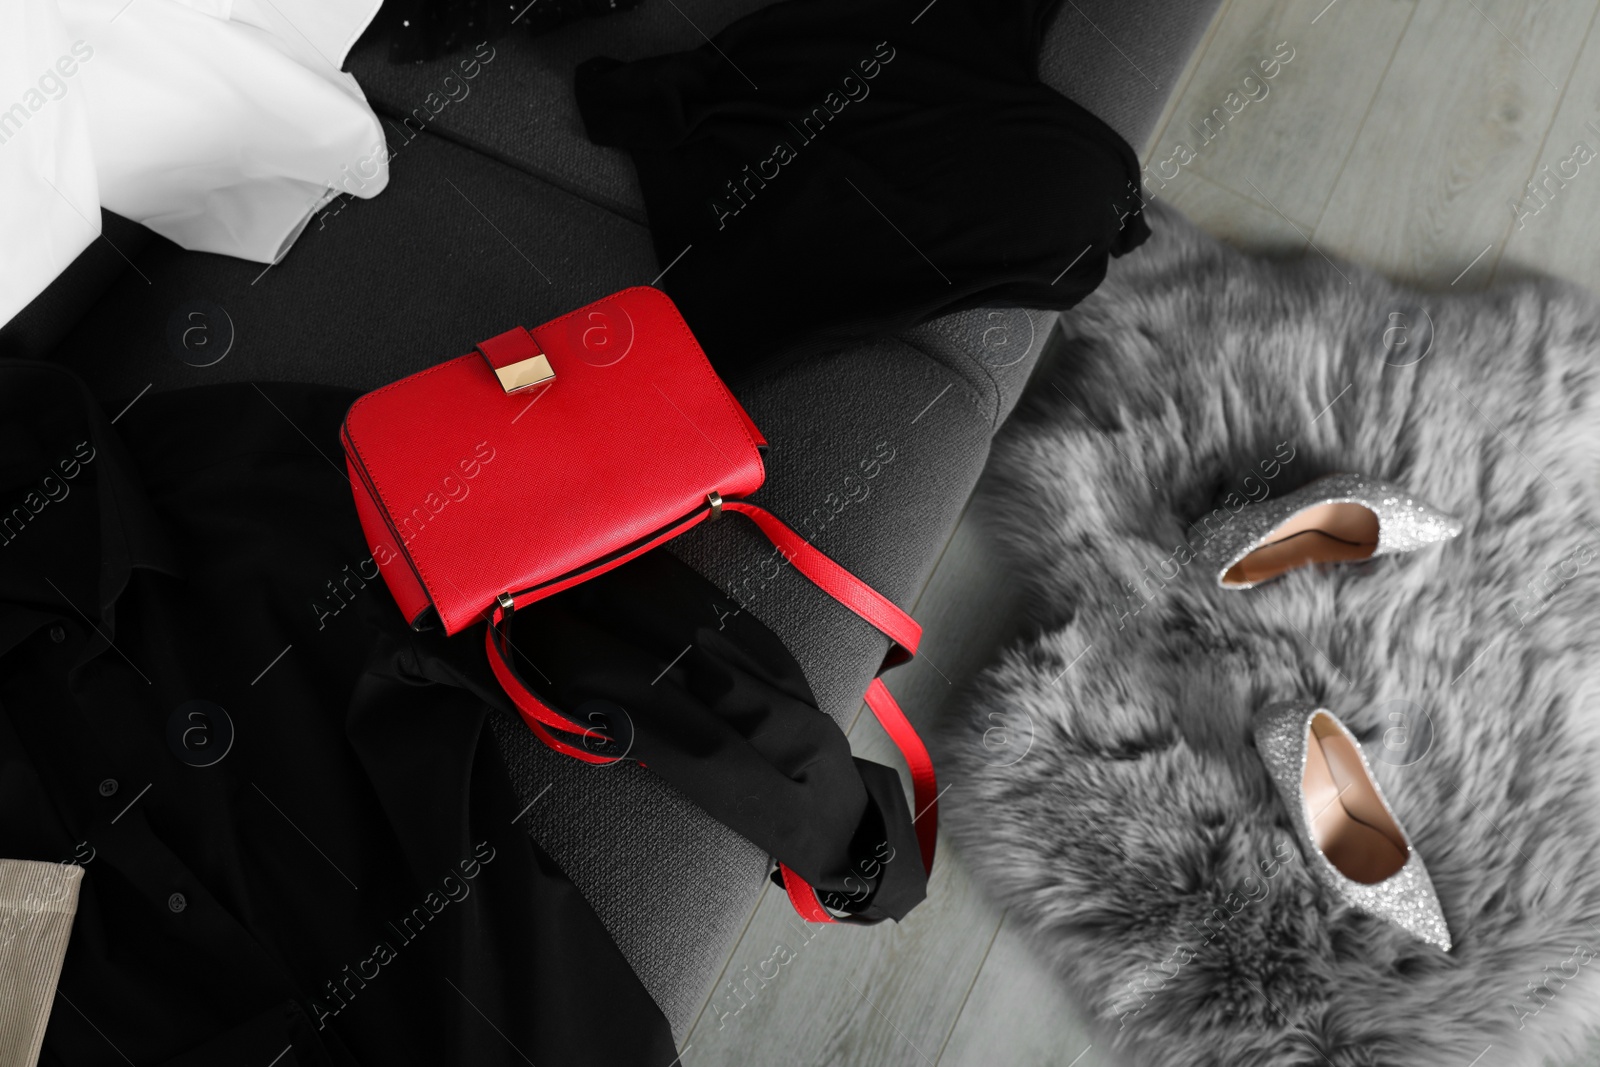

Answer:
[1253,702,1452,952]
[1195,473,1460,590]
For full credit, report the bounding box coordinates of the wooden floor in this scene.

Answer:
[680,1,1600,1063]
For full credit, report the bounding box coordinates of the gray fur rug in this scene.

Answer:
[936,201,1600,1067]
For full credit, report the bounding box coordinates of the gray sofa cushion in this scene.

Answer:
[46,133,655,398]
[1040,1,1221,151]
[42,129,1031,1037]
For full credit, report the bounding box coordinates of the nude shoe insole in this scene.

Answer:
[1302,713,1408,884]
[1224,502,1380,587]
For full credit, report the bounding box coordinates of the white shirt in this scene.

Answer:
[2,0,388,326]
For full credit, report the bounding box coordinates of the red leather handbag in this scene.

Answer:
[340,287,935,923]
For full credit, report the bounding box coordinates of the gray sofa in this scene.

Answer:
[4,0,1221,1040]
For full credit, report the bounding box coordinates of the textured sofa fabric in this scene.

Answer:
[1040,2,1219,150]
[43,133,656,398]
[8,0,1223,1040]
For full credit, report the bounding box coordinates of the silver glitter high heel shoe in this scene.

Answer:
[1254,703,1452,951]
[1194,473,1460,589]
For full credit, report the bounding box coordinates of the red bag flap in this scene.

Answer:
[341,287,765,635]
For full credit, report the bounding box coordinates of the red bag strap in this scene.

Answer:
[721,501,921,667]
[865,677,938,876]
[484,500,937,921]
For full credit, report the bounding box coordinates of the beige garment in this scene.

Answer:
[0,860,84,1067]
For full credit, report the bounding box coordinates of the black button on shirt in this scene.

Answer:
[0,364,674,1066]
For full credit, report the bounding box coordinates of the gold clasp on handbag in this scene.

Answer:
[476,326,556,395]
[494,353,555,395]
[707,490,723,519]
